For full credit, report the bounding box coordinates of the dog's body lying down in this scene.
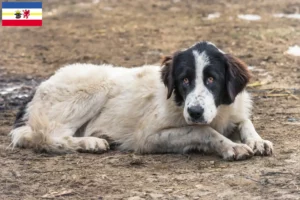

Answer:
[10,41,273,160]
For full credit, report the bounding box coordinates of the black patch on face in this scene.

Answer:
[202,56,227,107]
[172,51,196,106]
[13,91,35,128]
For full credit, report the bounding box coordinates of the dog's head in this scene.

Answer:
[161,41,251,125]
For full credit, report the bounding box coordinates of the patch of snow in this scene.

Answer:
[206,13,220,20]
[248,66,256,70]
[102,7,113,11]
[238,14,261,21]
[92,0,100,4]
[44,9,58,17]
[259,72,270,77]
[285,45,300,56]
[17,94,29,98]
[0,86,21,95]
[77,3,92,7]
[248,66,265,72]
[273,13,300,20]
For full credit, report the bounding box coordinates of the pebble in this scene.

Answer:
[128,196,144,200]
[287,117,298,122]
[149,193,164,199]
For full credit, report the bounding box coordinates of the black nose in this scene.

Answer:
[188,106,204,120]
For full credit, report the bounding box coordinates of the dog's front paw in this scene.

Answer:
[76,137,110,153]
[221,143,254,161]
[245,139,273,156]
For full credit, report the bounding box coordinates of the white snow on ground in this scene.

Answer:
[248,66,265,72]
[285,45,300,56]
[273,13,300,19]
[238,14,261,21]
[16,94,29,98]
[0,86,21,95]
[206,13,220,20]
[248,66,256,71]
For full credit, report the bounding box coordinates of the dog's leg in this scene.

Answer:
[10,89,110,154]
[62,136,110,153]
[141,126,253,161]
[43,126,110,153]
[239,119,273,156]
[10,120,110,154]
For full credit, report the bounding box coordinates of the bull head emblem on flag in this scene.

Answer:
[14,10,21,19]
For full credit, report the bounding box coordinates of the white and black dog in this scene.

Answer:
[10,41,273,160]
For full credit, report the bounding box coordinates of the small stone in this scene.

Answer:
[284,159,296,163]
[287,117,298,122]
[149,193,164,199]
[11,170,21,178]
[25,75,33,80]
[128,196,144,200]
[223,174,235,179]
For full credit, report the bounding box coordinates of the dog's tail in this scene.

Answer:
[9,104,76,154]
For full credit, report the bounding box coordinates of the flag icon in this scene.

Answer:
[2,2,42,26]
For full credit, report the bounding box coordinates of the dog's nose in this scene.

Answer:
[188,106,204,120]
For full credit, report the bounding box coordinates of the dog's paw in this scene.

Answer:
[245,139,273,156]
[221,143,254,161]
[76,137,109,153]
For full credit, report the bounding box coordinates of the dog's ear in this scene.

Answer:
[161,55,174,99]
[223,54,251,104]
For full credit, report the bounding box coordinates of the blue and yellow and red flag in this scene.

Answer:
[2,2,42,26]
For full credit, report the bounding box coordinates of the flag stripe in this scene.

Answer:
[2,8,42,12]
[2,20,42,26]
[2,16,42,20]
[2,2,42,9]
[2,13,42,16]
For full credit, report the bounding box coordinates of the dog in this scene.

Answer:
[9,41,273,160]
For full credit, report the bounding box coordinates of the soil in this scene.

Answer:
[1,0,300,199]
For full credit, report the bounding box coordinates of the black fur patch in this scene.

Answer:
[13,91,35,128]
[74,119,90,137]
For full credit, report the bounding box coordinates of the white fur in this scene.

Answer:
[183,51,217,124]
[9,63,273,160]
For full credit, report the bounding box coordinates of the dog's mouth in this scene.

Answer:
[186,118,209,125]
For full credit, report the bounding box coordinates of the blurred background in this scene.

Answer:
[0,0,300,199]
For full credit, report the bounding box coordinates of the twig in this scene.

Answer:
[31,169,75,174]
[247,81,263,87]
[244,176,263,184]
[282,122,300,126]
[265,94,290,97]
[261,172,294,176]
[248,88,300,94]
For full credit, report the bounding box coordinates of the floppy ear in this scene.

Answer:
[161,55,174,99]
[223,54,252,104]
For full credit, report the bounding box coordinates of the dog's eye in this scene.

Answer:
[183,78,189,85]
[207,77,214,84]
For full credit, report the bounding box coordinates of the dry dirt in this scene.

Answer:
[1,0,300,199]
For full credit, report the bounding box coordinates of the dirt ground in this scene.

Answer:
[1,0,300,199]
